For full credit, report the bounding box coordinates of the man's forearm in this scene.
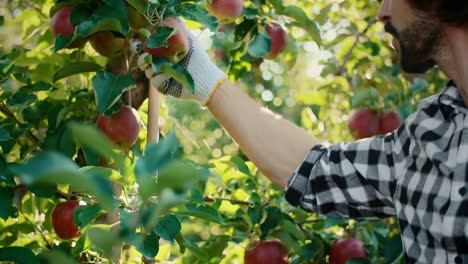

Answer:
[207,80,318,188]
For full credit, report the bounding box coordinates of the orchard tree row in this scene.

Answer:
[0,0,444,263]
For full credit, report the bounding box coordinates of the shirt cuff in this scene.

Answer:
[284,144,326,207]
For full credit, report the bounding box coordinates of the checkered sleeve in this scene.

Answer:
[285,130,405,218]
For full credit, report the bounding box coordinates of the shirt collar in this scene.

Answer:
[437,81,467,116]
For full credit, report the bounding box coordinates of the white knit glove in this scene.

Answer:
[135,20,228,106]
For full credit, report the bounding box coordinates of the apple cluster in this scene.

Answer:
[348,109,403,139]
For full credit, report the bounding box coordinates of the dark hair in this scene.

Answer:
[407,0,468,26]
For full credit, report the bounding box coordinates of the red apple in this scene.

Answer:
[244,241,288,264]
[329,238,368,264]
[96,105,142,149]
[128,5,149,32]
[214,48,225,61]
[51,200,81,240]
[90,32,130,58]
[50,6,75,37]
[144,18,190,64]
[263,22,288,60]
[378,110,403,135]
[207,0,244,24]
[348,109,380,139]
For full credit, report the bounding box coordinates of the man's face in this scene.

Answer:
[377,0,442,74]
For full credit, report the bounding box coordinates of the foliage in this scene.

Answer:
[0,0,446,263]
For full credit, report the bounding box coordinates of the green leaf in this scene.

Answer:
[68,122,125,167]
[0,247,39,264]
[383,235,403,263]
[92,70,136,114]
[0,128,12,141]
[350,88,380,108]
[409,78,429,95]
[54,34,74,52]
[38,250,80,264]
[180,3,218,32]
[154,214,181,242]
[53,62,103,82]
[75,3,130,38]
[247,206,263,226]
[260,207,283,240]
[276,6,321,45]
[44,124,76,159]
[147,27,176,48]
[324,218,348,228]
[302,243,319,259]
[87,225,120,258]
[345,258,371,264]
[177,203,225,225]
[11,151,117,210]
[127,0,147,14]
[248,31,272,58]
[129,233,159,259]
[74,204,105,228]
[0,186,15,220]
[151,58,195,94]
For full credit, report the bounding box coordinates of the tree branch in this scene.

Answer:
[0,102,40,145]
[336,18,377,77]
[203,196,254,206]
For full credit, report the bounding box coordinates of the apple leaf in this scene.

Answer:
[127,0,147,14]
[383,235,403,263]
[147,27,176,48]
[0,247,39,264]
[180,3,218,32]
[0,186,15,220]
[176,203,225,225]
[74,204,105,229]
[154,214,181,242]
[128,233,159,259]
[11,151,117,210]
[409,78,429,95]
[86,226,120,259]
[74,2,130,38]
[270,1,322,46]
[53,62,103,82]
[248,31,272,58]
[68,122,125,167]
[54,34,74,52]
[151,58,195,94]
[345,258,371,264]
[0,128,12,141]
[38,250,80,264]
[260,206,284,240]
[350,88,380,109]
[92,70,136,114]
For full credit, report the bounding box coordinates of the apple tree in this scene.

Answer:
[0,0,445,263]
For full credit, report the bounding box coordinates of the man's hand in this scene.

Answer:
[135,18,228,106]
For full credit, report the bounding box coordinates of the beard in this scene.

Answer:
[385,19,442,74]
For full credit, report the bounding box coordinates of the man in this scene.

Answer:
[140,0,468,263]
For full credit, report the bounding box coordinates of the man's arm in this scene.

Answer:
[207,80,318,188]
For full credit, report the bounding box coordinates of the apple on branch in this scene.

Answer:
[144,18,190,64]
[96,105,142,149]
[51,200,81,240]
[329,238,368,264]
[244,240,288,264]
[50,6,86,48]
[207,0,244,24]
[378,110,403,135]
[348,109,380,139]
[263,22,289,60]
[90,31,130,58]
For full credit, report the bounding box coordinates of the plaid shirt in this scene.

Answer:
[285,81,468,263]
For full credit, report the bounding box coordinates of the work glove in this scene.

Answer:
[135,19,228,106]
